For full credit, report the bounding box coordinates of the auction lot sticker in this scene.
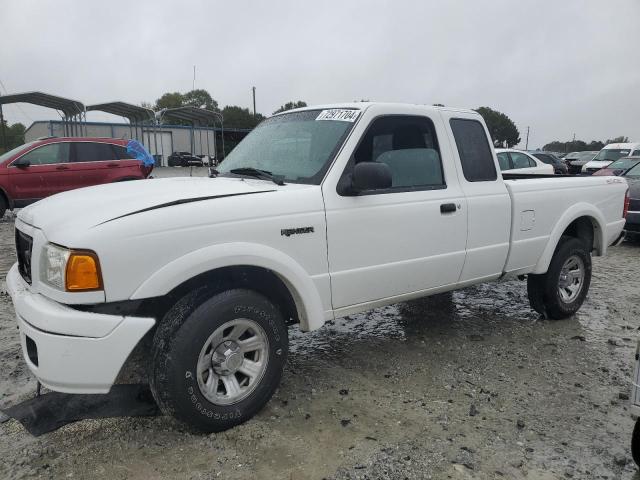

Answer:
[316,109,360,122]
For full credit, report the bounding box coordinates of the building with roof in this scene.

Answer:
[24,120,251,166]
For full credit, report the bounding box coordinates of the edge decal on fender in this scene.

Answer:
[281,226,314,237]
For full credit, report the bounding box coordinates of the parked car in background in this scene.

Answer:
[530,151,568,174]
[168,151,204,167]
[593,157,640,177]
[622,162,640,240]
[0,137,153,218]
[582,143,640,174]
[564,151,598,174]
[495,149,554,174]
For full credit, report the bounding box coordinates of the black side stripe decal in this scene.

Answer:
[96,190,276,226]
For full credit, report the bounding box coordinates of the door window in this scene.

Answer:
[113,145,136,160]
[349,115,445,191]
[511,152,534,169]
[73,142,118,162]
[16,143,70,165]
[497,152,511,170]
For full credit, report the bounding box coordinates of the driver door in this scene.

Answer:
[322,113,467,311]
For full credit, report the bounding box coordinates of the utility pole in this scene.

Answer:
[0,105,6,152]
[525,126,530,150]
[193,65,196,91]
[252,86,256,116]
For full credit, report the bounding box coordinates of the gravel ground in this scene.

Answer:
[1,209,640,479]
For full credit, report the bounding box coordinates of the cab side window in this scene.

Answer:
[449,119,497,182]
[16,143,70,165]
[350,115,445,191]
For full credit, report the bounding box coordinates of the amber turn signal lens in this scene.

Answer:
[65,251,103,291]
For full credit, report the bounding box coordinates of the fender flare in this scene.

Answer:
[532,202,605,274]
[130,242,326,331]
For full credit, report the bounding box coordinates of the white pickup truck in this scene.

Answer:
[7,103,628,432]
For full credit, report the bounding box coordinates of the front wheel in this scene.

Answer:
[150,288,288,432]
[0,196,6,219]
[527,236,592,320]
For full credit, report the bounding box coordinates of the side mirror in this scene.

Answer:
[13,158,30,168]
[342,162,392,195]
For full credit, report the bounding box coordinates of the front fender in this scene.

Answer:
[532,202,605,274]
[130,242,327,331]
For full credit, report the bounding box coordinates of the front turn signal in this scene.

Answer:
[65,251,103,291]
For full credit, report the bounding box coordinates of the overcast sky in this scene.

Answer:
[1,0,639,148]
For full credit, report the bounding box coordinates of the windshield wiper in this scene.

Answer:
[228,167,285,186]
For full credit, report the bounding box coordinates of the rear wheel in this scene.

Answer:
[632,418,640,467]
[527,236,591,319]
[150,288,288,432]
[0,196,6,219]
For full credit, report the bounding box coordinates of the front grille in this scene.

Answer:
[15,229,33,284]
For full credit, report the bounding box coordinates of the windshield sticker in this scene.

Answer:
[316,109,360,122]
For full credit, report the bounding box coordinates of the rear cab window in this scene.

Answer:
[449,119,497,181]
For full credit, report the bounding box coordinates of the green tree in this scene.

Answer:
[0,121,26,153]
[222,106,264,129]
[474,107,520,148]
[543,139,606,153]
[273,101,307,115]
[183,89,218,111]
[154,92,184,111]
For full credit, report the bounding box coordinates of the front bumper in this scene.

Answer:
[6,263,155,394]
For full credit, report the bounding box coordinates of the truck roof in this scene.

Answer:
[273,102,479,117]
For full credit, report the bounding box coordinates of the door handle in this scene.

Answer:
[55,165,69,170]
[440,203,457,214]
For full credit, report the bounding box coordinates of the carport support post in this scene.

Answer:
[0,105,6,152]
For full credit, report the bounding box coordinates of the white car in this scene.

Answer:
[7,103,628,432]
[582,142,640,174]
[495,148,554,175]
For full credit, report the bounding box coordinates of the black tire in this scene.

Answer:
[150,288,288,432]
[0,196,6,219]
[527,236,591,320]
[633,418,640,467]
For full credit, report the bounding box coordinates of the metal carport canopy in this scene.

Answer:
[86,101,156,148]
[86,101,154,122]
[0,91,85,138]
[160,106,224,159]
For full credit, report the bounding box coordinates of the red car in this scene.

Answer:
[0,137,153,217]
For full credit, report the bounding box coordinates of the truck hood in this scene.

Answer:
[18,177,285,233]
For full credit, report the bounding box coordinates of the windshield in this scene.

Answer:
[218,109,359,184]
[0,141,35,164]
[593,148,631,162]
[624,163,640,178]
[607,158,640,171]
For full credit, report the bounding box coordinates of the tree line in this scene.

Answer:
[146,89,307,129]
[542,136,629,153]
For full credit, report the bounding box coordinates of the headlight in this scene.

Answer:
[40,243,103,292]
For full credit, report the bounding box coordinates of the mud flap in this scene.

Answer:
[526,274,547,319]
[0,384,159,436]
